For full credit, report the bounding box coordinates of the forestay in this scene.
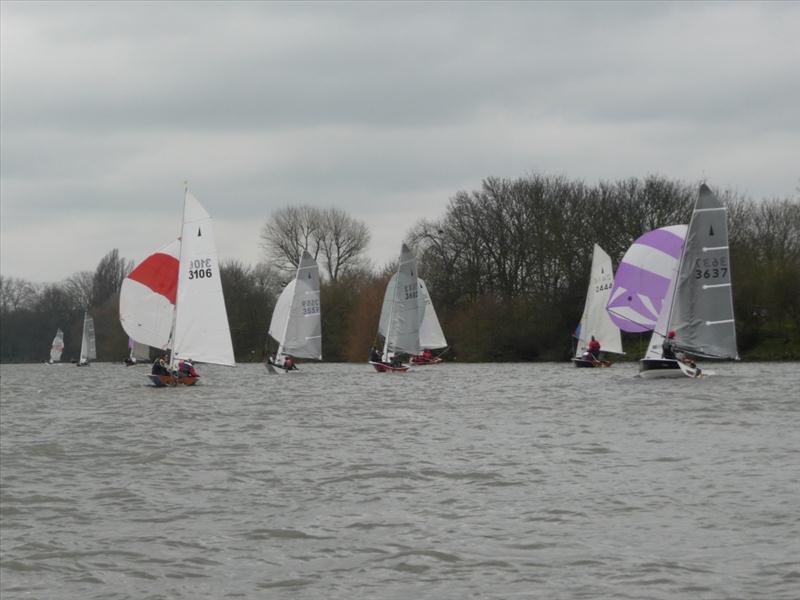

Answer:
[575,244,622,357]
[606,225,687,332]
[268,251,322,360]
[668,184,738,359]
[171,191,235,366]
[379,244,421,359]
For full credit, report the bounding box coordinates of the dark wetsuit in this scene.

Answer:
[662,339,677,360]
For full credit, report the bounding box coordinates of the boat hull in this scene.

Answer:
[410,355,443,366]
[148,374,198,387]
[638,358,694,378]
[571,357,612,368]
[369,361,410,373]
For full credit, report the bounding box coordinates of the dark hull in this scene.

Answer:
[369,361,410,373]
[571,357,612,368]
[639,358,689,378]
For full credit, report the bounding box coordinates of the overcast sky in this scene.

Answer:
[2,1,798,282]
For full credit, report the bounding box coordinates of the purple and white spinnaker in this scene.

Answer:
[606,225,687,333]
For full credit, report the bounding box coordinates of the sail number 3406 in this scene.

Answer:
[188,258,213,280]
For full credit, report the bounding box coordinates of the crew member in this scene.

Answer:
[587,336,601,361]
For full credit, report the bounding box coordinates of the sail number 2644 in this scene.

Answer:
[188,258,213,280]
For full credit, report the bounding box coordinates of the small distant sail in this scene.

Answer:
[128,337,150,361]
[80,312,97,362]
[50,328,65,362]
[120,238,181,350]
[606,225,687,332]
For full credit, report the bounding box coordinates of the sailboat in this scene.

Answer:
[410,278,447,365]
[639,184,738,378]
[370,243,421,372]
[124,337,149,366]
[119,187,235,386]
[46,328,64,364]
[572,244,623,367]
[76,312,97,366]
[266,251,322,373]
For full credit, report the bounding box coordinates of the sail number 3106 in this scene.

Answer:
[188,258,213,280]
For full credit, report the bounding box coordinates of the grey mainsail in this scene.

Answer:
[668,184,738,359]
[380,243,421,359]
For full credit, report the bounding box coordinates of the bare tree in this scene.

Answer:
[259,206,322,275]
[90,249,133,308]
[317,208,370,281]
[260,206,370,281]
[0,276,38,314]
[63,271,94,310]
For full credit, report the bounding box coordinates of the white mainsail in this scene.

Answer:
[79,312,97,362]
[417,278,447,350]
[268,251,322,360]
[171,190,235,366]
[378,244,421,360]
[50,328,64,362]
[575,244,623,357]
[119,238,181,350]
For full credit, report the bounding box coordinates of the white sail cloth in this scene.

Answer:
[417,279,447,350]
[268,251,322,360]
[575,244,623,357]
[119,238,181,350]
[379,243,421,359]
[171,191,235,366]
[79,312,97,362]
[50,329,64,362]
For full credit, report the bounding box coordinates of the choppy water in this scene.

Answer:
[1,361,798,599]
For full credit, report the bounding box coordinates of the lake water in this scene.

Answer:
[1,361,798,599]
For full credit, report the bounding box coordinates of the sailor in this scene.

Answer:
[587,336,601,361]
[152,354,170,376]
[369,347,381,363]
[662,331,677,360]
[283,356,297,371]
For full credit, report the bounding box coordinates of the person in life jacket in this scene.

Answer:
[587,336,601,361]
[662,331,677,360]
[283,356,297,371]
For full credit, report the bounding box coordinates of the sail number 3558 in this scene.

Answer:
[188,258,213,280]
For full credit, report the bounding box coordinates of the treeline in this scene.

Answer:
[1,174,798,363]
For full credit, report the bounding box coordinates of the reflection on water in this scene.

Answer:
[1,362,799,599]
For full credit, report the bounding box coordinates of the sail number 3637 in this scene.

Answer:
[188,258,213,280]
